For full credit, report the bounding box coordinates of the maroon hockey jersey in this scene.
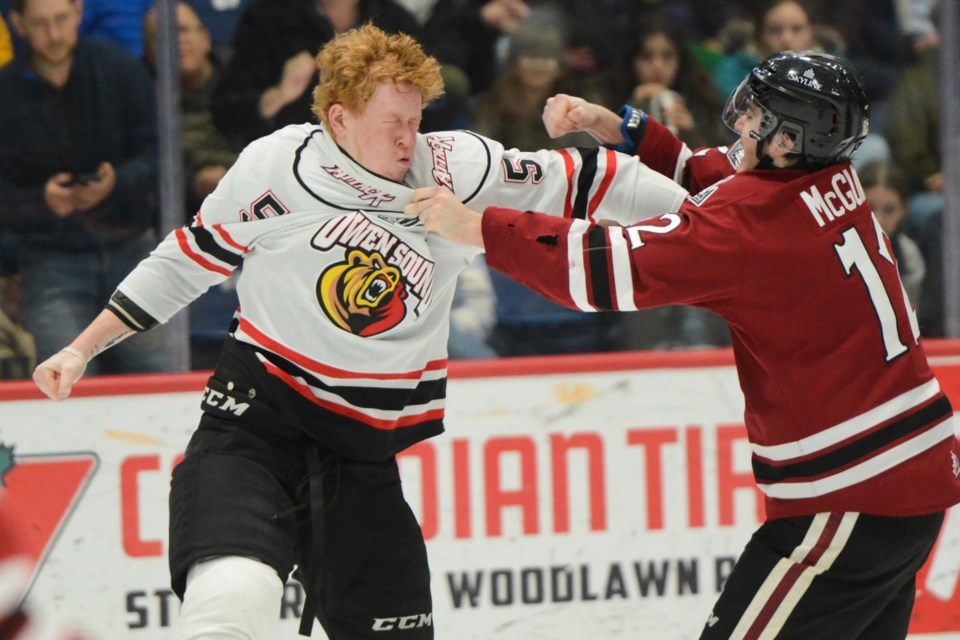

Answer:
[480,160,960,520]
[632,115,743,195]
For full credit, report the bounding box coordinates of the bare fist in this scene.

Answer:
[542,94,595,138]
[33,348,88,401]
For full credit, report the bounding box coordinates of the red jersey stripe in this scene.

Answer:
[212,224,248,253]
[239,317,447,380]
[558,148,576,219]
[587,149,618,220]
[262,361,446,430]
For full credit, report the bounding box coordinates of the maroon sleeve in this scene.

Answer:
[481,207,579,310]
[633,117,688,181]
[634,117,738,194]
[481,193,743,316]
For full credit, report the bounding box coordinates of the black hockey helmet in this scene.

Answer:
[722,51,870,165]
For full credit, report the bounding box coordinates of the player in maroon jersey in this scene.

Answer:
[407,51,960,639]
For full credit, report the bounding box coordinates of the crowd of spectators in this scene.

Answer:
[0,0,954,376]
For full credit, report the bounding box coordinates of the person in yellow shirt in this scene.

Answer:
[0,13,12,67]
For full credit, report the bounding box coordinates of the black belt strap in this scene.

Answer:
[300,444,325,637]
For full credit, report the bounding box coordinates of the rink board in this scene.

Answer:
[2,342,960,639]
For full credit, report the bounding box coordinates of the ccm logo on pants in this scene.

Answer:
[372,614,432,631]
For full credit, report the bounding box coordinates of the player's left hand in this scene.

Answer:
[405,187,485,249]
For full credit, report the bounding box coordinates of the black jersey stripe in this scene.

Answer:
[107,290,160,331]
[752,395,952,483]
[586,226,614,310]
[571,148,599,220]
[187,227,243,267]
[258,349,447,412]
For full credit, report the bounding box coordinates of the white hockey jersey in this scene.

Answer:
[110,124,687,458]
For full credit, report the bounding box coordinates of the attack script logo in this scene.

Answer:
[317,248,408,336]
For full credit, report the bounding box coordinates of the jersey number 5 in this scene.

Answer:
[834,217,920,362]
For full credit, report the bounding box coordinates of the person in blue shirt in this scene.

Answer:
[0,0,167,374]
[79,0,152,56]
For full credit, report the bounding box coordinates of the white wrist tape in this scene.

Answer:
[59,347,88,363]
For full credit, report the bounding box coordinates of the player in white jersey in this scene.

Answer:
[31,24,687,640]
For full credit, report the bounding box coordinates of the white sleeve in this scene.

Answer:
[430,131,688,225]
[108,141,274,329]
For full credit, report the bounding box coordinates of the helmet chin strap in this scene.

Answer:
[749,127,801,169]
[746,131,770,167]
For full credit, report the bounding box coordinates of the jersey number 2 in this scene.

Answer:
[834,218,920,362]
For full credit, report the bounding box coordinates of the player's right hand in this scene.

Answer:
[542,93,593,138]
[33,349,87,401]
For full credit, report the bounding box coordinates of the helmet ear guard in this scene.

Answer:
[722,51,869,165]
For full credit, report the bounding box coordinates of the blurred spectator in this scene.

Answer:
[613,15,730,148]
[885,39,942,206]
[850,131,892,171]
[185,0,253,56]
[896,0,940,53]
[860,161,926,311]
[479,0,529,34]
[447,255,497,359]
[584,0,742,75]
[79,0,153,56]
[515,1,610,103]
[143,1,243,370]
[391,0,515,131]
[461,0,528,94]
[472,25,596,151]
[487,268,630,356]
[576,0,664,75]
[0,234,35,380]
[142,1,241,216]
[913,205,944,338]
[712,0,815,98]
[212,0,419,144]
[603,15,734,351]
[0,0,28,60]
[884,33,949,337]
[472,24,629,356]
[396,0,512,93]
[817,0,905,123]
[674,0,754,47]
[144,2,242,370]
[0,0,167,374]
[0,11,12,65]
